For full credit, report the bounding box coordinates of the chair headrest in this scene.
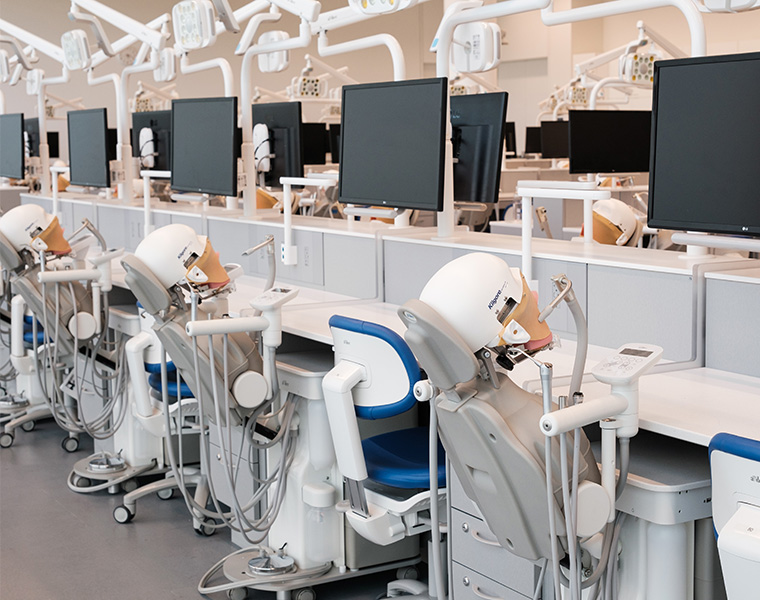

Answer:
[120,254,172,315]
[0,230,22,271]
[398,299,478,392]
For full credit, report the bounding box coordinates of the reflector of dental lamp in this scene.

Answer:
[153,47,176,82]
[291,75,326,98]
[257,31,290,73]
[25,68,43,96]
[620,51,660,84]
[61,29,92,71]
[0,50,10,83]
[419,253,552,353]
[348,0,416,15]
[452,22,501,73]
[172,0,217,51]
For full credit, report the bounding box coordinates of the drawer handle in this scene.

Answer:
[471,529,501,547]
[472,584,505,600]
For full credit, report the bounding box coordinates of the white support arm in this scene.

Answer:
[322,360,369,482]
[589,77,651,109]
[303,54,359,85]
[541,0,705,57]
[38,268,100,284]
[125,331,156,419]
[185,316,270,337]
[179,53,234,97]
[0,19,65,63]
[317,31,405,81]
[70,0,167,52]
[89,14,170,69]
[10,295,26,360]
[539,394,628,437]
[638,21,688,59]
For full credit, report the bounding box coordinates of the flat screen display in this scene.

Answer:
[568,110,651,174]
[68,108,113,188]
[525,126,541,154]
[171,97,238,197]
[0,113,24,179]
[450,92,508,204]
[339,78,447,212]
[302,122,328,165]
[24,118,60,158]
[540,121,569,159]
[504,122,516,155]
[648,52,760,237]
[328,124,341,164]
[251,101,303,188]
[132,110,172,171]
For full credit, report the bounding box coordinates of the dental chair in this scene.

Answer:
[710,433,760,599]
[322,315,447,598]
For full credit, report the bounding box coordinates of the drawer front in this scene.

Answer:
[451,562,531,600]
[451,508,537,595]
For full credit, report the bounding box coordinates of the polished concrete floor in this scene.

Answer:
[0,421,402,600]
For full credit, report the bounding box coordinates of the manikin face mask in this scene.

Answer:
[184,238,229,289]
[494,274,553,351]
[29,217,71,255]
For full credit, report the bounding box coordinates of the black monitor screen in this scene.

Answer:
[68,108,113,188]
[251,102,303,188]
[302,122,328,165]
[568,110,651,174]
[525,126,541,154]
[0,113,25,179]
[24,118,60,159]
[339,78,447,211]
[328,124,341,163]
[450,92,508,204]
[540,121,569,159]
[504,122,516,155]
[132,110,172,171]
[172,97,238,197]
[648,52,760,237]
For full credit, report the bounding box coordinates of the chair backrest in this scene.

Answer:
[0,230,21,271]
[328,315,420,420]
[122,253,263,426]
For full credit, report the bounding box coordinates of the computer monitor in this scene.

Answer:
[24,118,60,159]
[568,110,651,174]
[525,126,541,155]
[251,101,304,188]
[339,78,447,212]
[328,124,341,164]
[67,108,116,188]
[171,97,239,197]
[648,51,760,237]
[540,121,569,159]
[450,92,508,204]
[302,122,328,166]
[0,113,25,179]
[504,122,516,156]
[132,110,172,171]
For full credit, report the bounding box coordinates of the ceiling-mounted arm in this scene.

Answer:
[303,54,359,85]
[211,0,241,33]
[0,19,64,64]
[89,14,170,70]
[0,35,36,70]
[68,0,167,53]
[637,20,687,59]
[235,6,282,55]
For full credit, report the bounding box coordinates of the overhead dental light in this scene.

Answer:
[348,0,416,15]
[172,0,217,51]
[60,29,92,71]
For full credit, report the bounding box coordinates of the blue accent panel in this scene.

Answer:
[328,315,420,420]
[23,315,35,324]
[148,372,193,398]
[23,331,47,344]
[362,427,446,489]
[709,432,760,464]
[144,361,176,374]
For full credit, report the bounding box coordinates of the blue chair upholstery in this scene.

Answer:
[23,330,47,344]
[148,371,193,399]
[328,315,446,490]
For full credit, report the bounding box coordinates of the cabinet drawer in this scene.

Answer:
[451,508,537,595]
[451,562,531,600]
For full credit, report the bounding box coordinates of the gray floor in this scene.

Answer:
[0,421,403,600]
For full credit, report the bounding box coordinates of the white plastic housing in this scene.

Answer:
[253,123,271,173]
[25,69,43,96]
[61,30,92,71]
[0,50,12,83]
[348,0,415,15]
[257,31,290,73]
[702,0,760,11]
[718,504,760,599]
[154,48,176,83]
[172,0,217,51]
[452,22,501,73]
[138,127,155,169]
[620,52,658,84]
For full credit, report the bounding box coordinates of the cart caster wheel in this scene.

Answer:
[194,517,216,537]
[227,588,248,600]
[156,488,174,500]
[121,479,138,493]
[61,436,79,453]
[396,566,419,580]
[21,420,36,432]
[294,587,316,600]
[73,475,91,488]
[113,505,134,524]
[0,432,14,448]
